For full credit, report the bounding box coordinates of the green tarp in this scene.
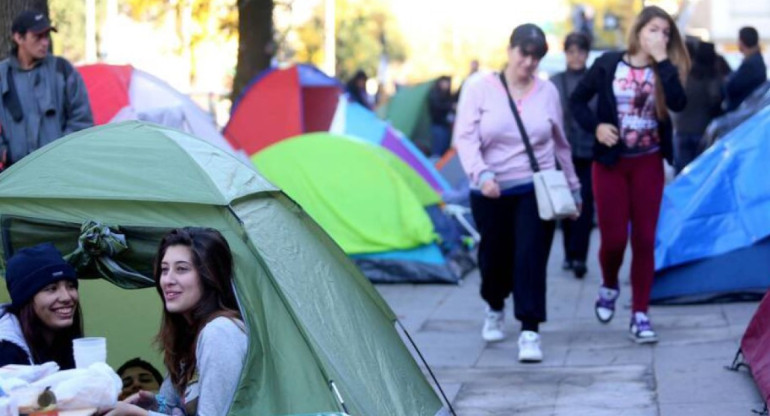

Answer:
[0,122,445,416]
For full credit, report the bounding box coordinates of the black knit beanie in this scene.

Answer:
[5,243,77,308]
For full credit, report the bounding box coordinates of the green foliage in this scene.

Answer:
[49,0,90,62]
[120,0,238,83]
[293,0,407,82]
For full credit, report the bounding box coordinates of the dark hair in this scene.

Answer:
[509,23,548,59]
[6,294,83,369]
[739,27,759,49]
[564,32,591,52]
[690,41,718,80]
[117,357,164,385]
[154,227,241,394]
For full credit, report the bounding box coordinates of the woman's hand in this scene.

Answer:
[596,123,619,146]
[102,402,149,416]
[643,32,668,62]
[570,202,583,220]
[480,178,501,199]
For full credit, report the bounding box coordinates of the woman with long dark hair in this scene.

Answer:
[107,227,247,416]
[0,243,83,369]
[570,6,690,343]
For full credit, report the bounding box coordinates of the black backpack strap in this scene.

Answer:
[52,57,75,130]
[2,64,23,123]
[55,56,73,79]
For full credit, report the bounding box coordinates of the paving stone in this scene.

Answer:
[659,401,765,416]
[375,229,763,415]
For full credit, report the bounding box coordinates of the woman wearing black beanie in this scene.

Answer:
[0,242,83,368]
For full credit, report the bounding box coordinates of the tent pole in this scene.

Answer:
[396,320,457,416]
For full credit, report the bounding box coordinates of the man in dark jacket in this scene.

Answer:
[0,10,93,168]
[552,32,595,279]
[724,27,767,112]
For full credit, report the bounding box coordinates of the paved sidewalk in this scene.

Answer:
[375,230,764,415]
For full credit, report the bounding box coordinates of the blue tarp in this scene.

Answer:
[655,105,770,271]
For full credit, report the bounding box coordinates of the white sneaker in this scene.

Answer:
[595,286,620,324]
[482,308,505,342]
[629,312,659,344]
[518,331,543,363]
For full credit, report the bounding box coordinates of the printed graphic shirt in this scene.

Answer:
[613,60,660,156]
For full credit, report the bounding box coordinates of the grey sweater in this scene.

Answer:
[0,54,93,164]
[151,317,248,416]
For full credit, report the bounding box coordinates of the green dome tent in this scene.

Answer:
[0,122,447,416]
[254,133,439,254]
[253,133,458,283]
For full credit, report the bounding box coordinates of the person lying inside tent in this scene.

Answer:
[117,357,163,400]
[105,227,247,416]
[0,243,83,369]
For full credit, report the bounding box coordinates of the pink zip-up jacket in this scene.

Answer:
[453,73,580,191]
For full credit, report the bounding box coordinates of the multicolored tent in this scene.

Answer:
[78,64,239,159]
[254,132,457,283]
[653,106,770,303]
[224,64,342,154]
[221,64,469,282]
[330,99,451,194]
[0,122,448,415]
[378,79,436,154]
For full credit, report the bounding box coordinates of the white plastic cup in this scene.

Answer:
[72,337,107,369]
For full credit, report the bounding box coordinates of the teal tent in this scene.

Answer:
[0,122,447,415]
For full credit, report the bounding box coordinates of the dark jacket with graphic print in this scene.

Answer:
[569,51,687,166]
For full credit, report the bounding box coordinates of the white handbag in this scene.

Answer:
[532,169,578,220]
[499,73,578,221]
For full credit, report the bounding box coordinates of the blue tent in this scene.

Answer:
[653,106,770,303]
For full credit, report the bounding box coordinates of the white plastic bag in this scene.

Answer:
[0,362,59,384]
[31,362,121,411]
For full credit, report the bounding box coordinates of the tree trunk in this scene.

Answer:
[0,0,49,61]
[231,0,274,102]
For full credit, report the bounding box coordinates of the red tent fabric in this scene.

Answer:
[741,291,770,404]
[78,64,132,125]
[77,63,243,161]
[223,65,342,155]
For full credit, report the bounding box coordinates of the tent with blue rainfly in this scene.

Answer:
[253,132,460,283]
[329,99,452,194]
[652,106,770,304]
[0,122,450,415]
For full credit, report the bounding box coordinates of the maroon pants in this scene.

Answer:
[593,152,664,313]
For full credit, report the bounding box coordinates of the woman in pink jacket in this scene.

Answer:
[455,23,581,363]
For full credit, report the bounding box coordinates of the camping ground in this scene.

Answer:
[376,229,765,415]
